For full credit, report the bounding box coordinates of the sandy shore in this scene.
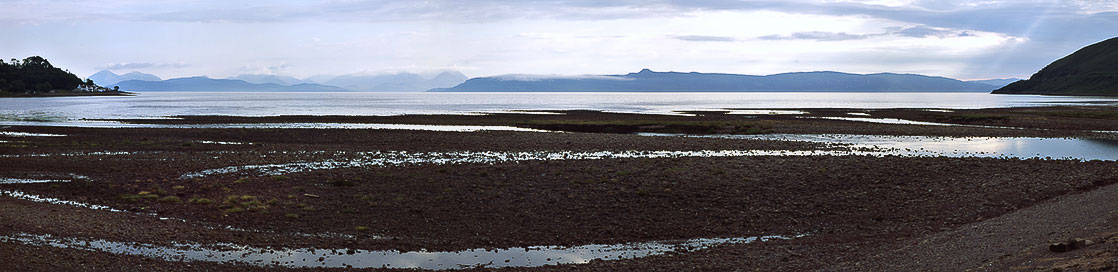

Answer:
[2,107,1117,271]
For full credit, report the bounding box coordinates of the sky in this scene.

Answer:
[1,0,1116,80]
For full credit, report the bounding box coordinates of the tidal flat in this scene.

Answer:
[2,106,1118,271]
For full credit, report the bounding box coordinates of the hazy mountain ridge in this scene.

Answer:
[323,71,468,92]
[103,70,468,92]
[231,74,311,86]
[432,69,995,92]
[88,70,161,86]
[114,76,345,92]
[966,78,1022,88]
[994,37,1118,96]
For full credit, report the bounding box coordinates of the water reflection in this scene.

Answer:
[0,232,805,269]
[805,116,1021,129]
[701,134,1118,161]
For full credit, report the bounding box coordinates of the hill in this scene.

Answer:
[88,70,161,86]
[431,69,995,92]
[114,77,346,92]
[993,37,1118,95]
[1,56,125,96]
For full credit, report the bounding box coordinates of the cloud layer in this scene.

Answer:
[1,0,1114,80]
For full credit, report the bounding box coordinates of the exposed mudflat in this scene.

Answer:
[2,107,1118,271]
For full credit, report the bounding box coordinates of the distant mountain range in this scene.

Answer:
[323,71,467,92]
[431,69,997,92]
[113,77,346,92]
[94,70,468,92]
[994,36,1118,96]
[88,70,161,86]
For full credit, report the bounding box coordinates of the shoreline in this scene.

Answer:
[0,91,134,98]
[1,105,1117,270]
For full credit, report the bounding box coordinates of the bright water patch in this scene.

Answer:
[197,140,252,145]
[179,150,857,179]
[0,232,804,269]
[0,131,67,137]
[724,110,808,115]
[703,134,1118,161]
[806,116,1024,130]
[0,190,129,213]
[0,178,71,184]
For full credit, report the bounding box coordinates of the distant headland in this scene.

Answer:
[993,36,1118,96]
[0,56,130,97]
[430,70,999,92]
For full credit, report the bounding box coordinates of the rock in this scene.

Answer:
[1050,243,1071,253]
[1050,238,1093,253]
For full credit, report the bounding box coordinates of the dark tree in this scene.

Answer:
[0,56,85,94]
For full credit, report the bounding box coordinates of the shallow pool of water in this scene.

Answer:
[0,232,804,269]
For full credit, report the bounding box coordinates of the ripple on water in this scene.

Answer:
[0,232,806,269]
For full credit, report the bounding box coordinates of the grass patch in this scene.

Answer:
[158,196,182,203]
[517,120,767,134]
[188,197,213,205]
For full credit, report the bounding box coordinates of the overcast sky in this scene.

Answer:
[2,0,1116,80]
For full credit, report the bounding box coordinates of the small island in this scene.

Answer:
[0,56,131,97]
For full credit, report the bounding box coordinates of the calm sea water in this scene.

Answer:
[1,92,1117,120]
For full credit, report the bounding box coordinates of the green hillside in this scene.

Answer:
[994,37,1118,95]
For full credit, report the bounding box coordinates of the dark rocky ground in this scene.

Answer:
[2,107,1118,271]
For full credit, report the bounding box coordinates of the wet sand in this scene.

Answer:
[2,106,1118,271]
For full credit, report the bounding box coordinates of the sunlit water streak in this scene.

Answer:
[0,131,67,137]
[0,189,129,213]
[0,232,806,269]
[178,150,862,179]
[0,178,72,184]
[652,134,1118,161]
[805,116,1027,130]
